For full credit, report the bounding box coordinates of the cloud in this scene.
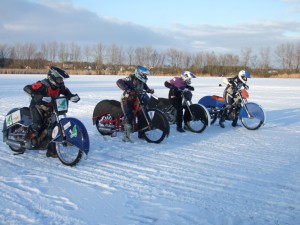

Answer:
[1,0,299,55]
[0,0,176,47]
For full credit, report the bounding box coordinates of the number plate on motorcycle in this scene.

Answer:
[6,110,21,127]
[56,98,68,112]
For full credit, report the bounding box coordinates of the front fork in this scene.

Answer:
[184,99,194,120]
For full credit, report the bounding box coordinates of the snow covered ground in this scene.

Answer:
[0,74,299,225]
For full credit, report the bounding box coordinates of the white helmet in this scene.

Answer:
[238,70,250,84]
[181,71,196,84]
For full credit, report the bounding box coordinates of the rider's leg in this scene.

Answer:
[29,105,44,137]
[171,97,185,132]
[121,99,134,142]
[219,92,234,128]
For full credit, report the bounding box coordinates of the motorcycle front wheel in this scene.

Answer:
[143,108,170,144]
[240,103,266,130]
[54,141,83,167]
[185,104,209,133]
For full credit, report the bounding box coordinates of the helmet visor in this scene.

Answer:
[137,66,151,75]
[56,77,63,84]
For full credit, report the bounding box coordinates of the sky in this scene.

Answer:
[1,0,300,54]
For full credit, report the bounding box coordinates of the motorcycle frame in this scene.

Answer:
[98,92,153,134]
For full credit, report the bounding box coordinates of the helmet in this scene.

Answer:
[181,71,196,85]
[134,66,151,83]
[47,66,69,88]
[238,70,250,84]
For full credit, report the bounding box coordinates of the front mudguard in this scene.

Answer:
[52,117,90,155]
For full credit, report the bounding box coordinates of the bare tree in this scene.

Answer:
[192,52,204,70]
[125,46,135,67]
[165,48,181,68]
[0,43,11,67]
[106,44,124,74]
[134,47,146,66]
[93,42,105,70]
[274,43,285,70]
[259,47,271,70]
[295,43,300,72]
[48,41,58,62]
[181,51,192,69]
[58,42,68,63]
[24,43,37,62]
[40,42,49,61]
[70,42,81,63]
[240,48,252,67]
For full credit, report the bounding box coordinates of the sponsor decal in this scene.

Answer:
[69,125,77,138]
[52,126,59,138]
[6,111,21,127]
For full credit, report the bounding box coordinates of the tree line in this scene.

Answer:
[0,41,300,77]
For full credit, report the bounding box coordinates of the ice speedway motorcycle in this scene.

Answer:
[198,88,266,130]
[148,89,210,133]
[2,96,89,166]
[93,91,170,144]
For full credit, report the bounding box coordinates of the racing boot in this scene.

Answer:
[219,110,226,128]
[176,126,185,132]
[46,142,58,158]
[232,115,238,127]
[138,131,146,140]
[123,124,133,143]
[219,117,225,128]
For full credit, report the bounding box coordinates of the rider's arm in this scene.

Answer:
[23,85,33,96]
[186,85,194,91]
[164,81,172,89]
[61,85,80,102]
[116,77,133,91]
[165,81,178,91]
[243,84,249,90]
[24,82,47,104]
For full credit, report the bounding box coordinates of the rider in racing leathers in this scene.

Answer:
[219,70,250,128]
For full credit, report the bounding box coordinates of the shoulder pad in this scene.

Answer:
[41,79,51,87]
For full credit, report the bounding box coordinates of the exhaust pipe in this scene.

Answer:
[6,139,23,149]
[98,127,114,133]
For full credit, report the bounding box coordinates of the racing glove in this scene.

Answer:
[147,89,154,94]
[70,94,80,103]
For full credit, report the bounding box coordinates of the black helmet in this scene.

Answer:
[47,66,69,88]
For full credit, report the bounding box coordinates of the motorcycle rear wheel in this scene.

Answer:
[95,113,115,135]
[207,106,219,125]
[6,124,26,153]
